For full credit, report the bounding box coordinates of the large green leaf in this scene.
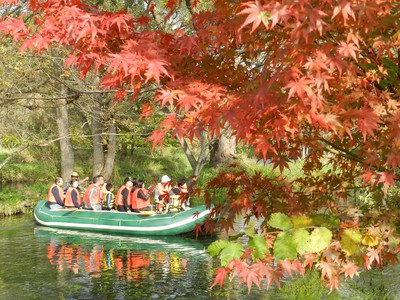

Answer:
[341,229,362,256]
[292,216,313,228]
[244,220,257,237]
[220,242,243,267]
[207,240,229,257]
[307,227,332,253]
[248,235,268,260]
[273,232,297,260]
[293,228,310,255]
[268,213,293,231]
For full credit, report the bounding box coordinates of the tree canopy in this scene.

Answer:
[1,0,400,291]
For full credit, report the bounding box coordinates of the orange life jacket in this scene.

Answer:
[47,184,64,203]
[83,184,101,205]
[115,185,132,206]
[131,188,151,210]
[65,187,82,207]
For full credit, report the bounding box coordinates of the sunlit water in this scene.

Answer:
[1,214,400,299]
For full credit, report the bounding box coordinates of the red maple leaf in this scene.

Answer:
[340,261,359,279]
[210,267,230,288]
[238,1,267,33]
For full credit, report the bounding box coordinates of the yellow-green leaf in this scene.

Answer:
[273,232,297,260]
[292,216,313,228]
[268,213,293,231]
[341,229,362,256]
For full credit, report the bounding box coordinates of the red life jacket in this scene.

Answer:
[115,185,132,206]
[131,188,151,210]
[65,187,82,207]
[47,184,64,203]
[83,184,101,204]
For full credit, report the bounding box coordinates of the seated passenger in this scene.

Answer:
[64,180,82,209]
[156,175,172,214]
[115,177,134,212]
[131,179,153,212]
[63,171,89,194]
[83,175,104,211]
[175,178,190,211]
[47,177,65,209]
[102,183,115,211]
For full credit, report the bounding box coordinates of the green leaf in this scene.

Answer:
[273,232,297,260]
[292,216,313,228]
[310,214,326,226]
[207,240,229,257]
[248,235,268,260]
[244,220,257,237]
[307,227,332,253]
[341,229,362,256]
[220,242,243,267]
[268,213,293,231]
[293,228,310,255]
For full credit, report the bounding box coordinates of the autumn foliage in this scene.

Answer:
[1,0,400,291]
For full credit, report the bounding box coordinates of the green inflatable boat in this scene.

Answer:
[34,200,212,236]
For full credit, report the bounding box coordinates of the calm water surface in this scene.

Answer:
[1,214,400,300]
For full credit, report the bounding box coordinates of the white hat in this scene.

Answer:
[71,171,79,177]
[161,175,172,183]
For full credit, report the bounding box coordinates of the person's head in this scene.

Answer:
[71,171,79,180]
[161,175,172,186]
[55,177,63,186]
[137,179,144,188]
[71,180,79,189]
[177,178,186,187]
[124,177,134,187]
[93,175,104,186]
[106,183,113,192]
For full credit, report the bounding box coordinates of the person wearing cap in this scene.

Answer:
[64,171,90,194]
[115,177,134,212]
[156,175,173,213]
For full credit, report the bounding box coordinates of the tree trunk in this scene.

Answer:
[209,126,236,167]
[101,101,117,182]
[91,100,104,177]
[180,130,209,177]
[56,98,75,181]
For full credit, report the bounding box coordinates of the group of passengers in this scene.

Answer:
[46,172,191,214]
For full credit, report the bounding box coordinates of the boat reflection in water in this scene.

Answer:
[35,226,213,297]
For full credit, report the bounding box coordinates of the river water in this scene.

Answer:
[1,213,400,300]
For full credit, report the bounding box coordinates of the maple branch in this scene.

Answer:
[319,138,363,163]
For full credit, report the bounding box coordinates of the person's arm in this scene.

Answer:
[52,186,64,206]
[106,193,112,209]
[137,190,150,201]
[121,188,130,211]
[89,187,97,207]
[71,189,80,208]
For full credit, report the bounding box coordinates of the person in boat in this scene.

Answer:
[102,183,115,211]
[172,178,191,211]
[156,175,173,214]
[131,179,154,212]
[47,177,65,209]
[63,171,89,194]
[115,177,134,212]
[64,180,82,209]
[83,175,104,210]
